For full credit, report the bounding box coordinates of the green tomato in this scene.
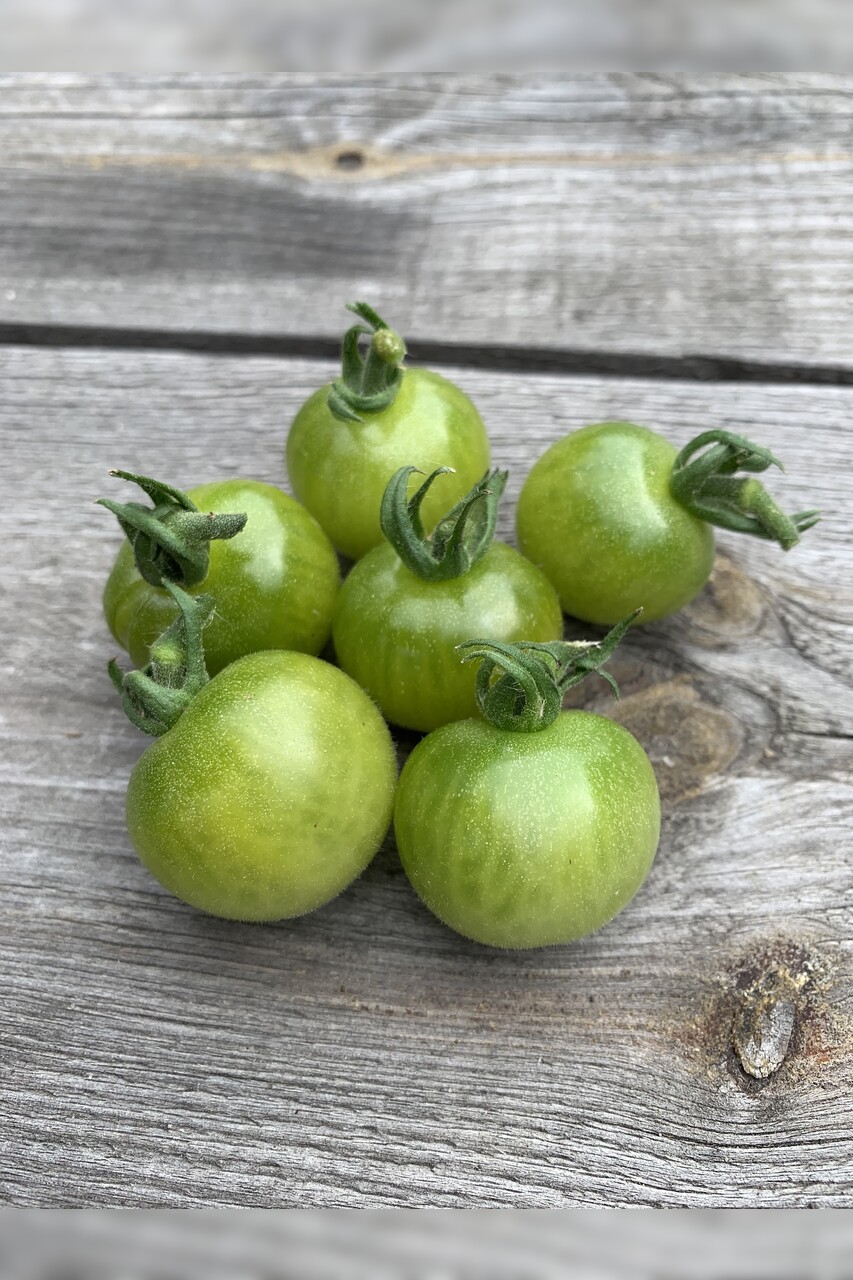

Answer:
[394,711,660,949]
[287,368,491,560]
[104,480,340,675]
[333,541,563,733]
[126,650,397,921]
[516,422,716,624]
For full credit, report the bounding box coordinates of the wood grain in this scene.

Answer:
[2,346,851,1206]
[1,74,853,368]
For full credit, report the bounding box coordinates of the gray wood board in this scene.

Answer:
[1,74,853,367]
[2,346,852,1206]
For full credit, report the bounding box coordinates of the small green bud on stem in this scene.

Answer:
[327,301,407,423]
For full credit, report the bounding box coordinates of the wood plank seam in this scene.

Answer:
[3,322,853,388]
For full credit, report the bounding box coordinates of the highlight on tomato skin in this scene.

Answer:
[393,622,661,950]
[108,581,397,924]
[516,421,819,625]
[286,302,491,560]
[332,465,563,733]
[101,472,341,676]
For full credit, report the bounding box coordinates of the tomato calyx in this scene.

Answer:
[327,301,408,423]
[458,610,639,732]
[669,430,820,550]
[109,582,213,736]
[97,471,247,588]
[380,465,508,582]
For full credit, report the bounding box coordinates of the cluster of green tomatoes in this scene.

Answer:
[101,303,817,949]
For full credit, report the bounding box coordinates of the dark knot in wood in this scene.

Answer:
[335,149,365,172]
[733,967,798,1080]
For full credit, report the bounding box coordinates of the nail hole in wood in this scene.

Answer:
[336,149,365,172]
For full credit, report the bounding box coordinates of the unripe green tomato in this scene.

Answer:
[126,651,397,921]
[104,480,340,675]
[394,711,660,949]
[516,422,715,624]
[286,369,491,560]
[332,541,563,733]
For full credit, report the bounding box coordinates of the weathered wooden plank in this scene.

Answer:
[2,347,852,1207]
[1,74,853,367]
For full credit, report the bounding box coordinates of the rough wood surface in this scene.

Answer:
[2,346,851,1207]
[2,74,853,369]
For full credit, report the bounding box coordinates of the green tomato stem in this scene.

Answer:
[97,469,247,588]
[327,301,407,423]
[109,582,213,736]
[458,610,639,733]
[380,465,508,582]
[669,431,820,550]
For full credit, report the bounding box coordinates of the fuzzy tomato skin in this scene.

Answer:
[104,480,340,675]
[516,422,715,624]
[286,368,491,560]
[332,541,563,733]
[394,711,660,949]
[125,651,397,922]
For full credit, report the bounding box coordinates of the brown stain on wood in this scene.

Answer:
[675,553,767,647]
[606,677,743,805]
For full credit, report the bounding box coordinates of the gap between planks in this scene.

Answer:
[2,322,853,387]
